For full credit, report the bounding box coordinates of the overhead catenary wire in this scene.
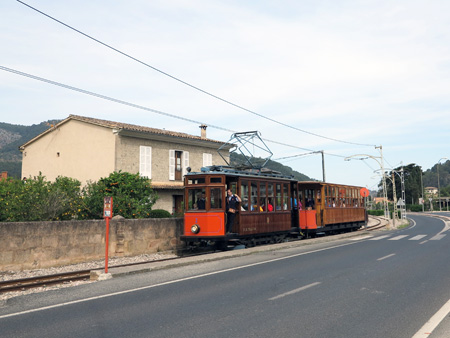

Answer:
[16,0,377,148]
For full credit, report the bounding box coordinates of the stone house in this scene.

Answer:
[20,115,232,214]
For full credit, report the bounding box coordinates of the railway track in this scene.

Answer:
[0,270,91,293]
[365,215,384,231]
[0,252,209,294]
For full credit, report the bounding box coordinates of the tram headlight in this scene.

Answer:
[191,224,200,234]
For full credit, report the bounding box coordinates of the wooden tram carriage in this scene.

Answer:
[181,166,367,248]
[297,182,368,237]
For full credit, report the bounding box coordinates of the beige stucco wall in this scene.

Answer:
[21,120,116,184]
[152,190,183,213]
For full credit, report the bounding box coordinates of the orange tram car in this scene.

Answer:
[181,166,368,249]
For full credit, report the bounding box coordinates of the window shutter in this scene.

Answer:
[182,151,189,177]
[203,153,212,167]
[169,149,175,180]
[139,146,152,178]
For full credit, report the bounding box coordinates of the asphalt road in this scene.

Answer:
[1,213,449,337]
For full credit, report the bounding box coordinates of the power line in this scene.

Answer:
[16,0,377,148]
[1,64,347,159]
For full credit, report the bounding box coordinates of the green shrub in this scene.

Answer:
[0,171,159,221]
[0,174,82,221]
[368,210,384,216]
[79,171,158,219]
[148,209,172,218]
[408,204,423,212]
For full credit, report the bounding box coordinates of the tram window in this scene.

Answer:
[241,181,249,211]
[298,189,303,210]
[210,177,222,184]
[283,184,290,210]
[251,182,259,212]
[210,188,223,209]
[276,184,282,210]
[260,183,267,211]
[188,178,206,185]
[187,188,206,210]
[267,183,274,211]
[305,189,315,209]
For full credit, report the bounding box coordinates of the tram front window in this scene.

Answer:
[187,188,206,210]
[210,188,223,209]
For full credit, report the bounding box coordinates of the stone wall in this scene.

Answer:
[0,216,183,271]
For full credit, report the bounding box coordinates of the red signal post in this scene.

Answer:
[103,196,113,273]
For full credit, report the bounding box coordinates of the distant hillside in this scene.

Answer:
[0,120,59,178]
[230,152,311,181]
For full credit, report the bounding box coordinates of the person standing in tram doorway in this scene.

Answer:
[226,189,241,234]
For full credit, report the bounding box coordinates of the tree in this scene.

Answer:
[423,160,450,193]
[382,164,423,205]
[80,171,158,219]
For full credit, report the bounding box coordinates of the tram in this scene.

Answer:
[181,166,367,249]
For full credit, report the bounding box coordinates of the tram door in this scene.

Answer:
[315,187,323,227]
[291,182,299,228]
[226,180,239,231]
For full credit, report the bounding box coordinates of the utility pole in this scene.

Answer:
[420,168,425,212]
[376,145,389,221]
[392,172,397,228]
[321,150,326,183]
[344,145,389,223]
[400,167,406,219]
[437,158,448,212]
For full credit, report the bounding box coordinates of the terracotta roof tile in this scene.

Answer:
[69,114,224,144]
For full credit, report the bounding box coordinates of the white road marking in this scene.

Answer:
[369,235,391,240]
[389,235,409,241]
[409,235,427,241]
[349,235,373,240]
[377,253,396,261]
[0,240,361,320]
[430,234,446,240]
[419,240,428,245]
[268,282,322,301]
[412,298,450,338]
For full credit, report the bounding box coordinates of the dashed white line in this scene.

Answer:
[389,235,409,241]
[369,235,391,241]
[268,282,322,301]
[349,235,373,241]
[430,234,446,241]
[377,253,396,261]
[409,235,427,241]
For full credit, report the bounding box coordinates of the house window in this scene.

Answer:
[203,153,212,167]
[169,150,189,181]
[139,146,152,178]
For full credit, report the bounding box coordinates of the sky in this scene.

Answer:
[1,0,449,190]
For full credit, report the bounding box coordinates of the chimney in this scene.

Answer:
[200,124,207,139]
[1,171,7,181]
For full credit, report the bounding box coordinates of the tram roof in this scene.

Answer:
[187,165,295,180]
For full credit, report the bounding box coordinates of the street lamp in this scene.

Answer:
[345,145,389,221]
[437,157,448,212]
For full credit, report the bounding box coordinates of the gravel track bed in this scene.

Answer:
[0,252,176,301]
